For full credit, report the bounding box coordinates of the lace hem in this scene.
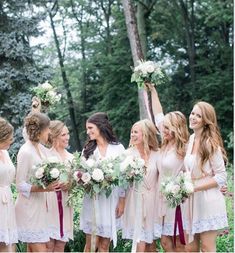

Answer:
[162,220,189,236]
[48,227,73,241]
[18,229,50,243]
[122,228,156,244]
[80,221,120,239]
[192,214,228,234]
[0,229,18,244]
[154,223,162,238]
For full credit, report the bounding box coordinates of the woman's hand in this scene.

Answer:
[115,197,125,218]
[31,96,41,113]
[220,185,228,195]
[59,181,70,191]
[46,181,60,192]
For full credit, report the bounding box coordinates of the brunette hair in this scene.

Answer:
[0,117,14,143]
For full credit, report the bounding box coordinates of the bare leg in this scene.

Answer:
[46,239,55,252]
[136,241,146,252]
[98,237,110,252]
[27,243,47,252]
[200,230,218,252]
[0,243,15,252]
[84,234,99,252]
[145,240,157,252]
[161,235,174,252]
[54,240,66,252]
[185,233,200,252]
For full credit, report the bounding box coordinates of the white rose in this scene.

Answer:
[171,184,181,194]
[85,158,95,168]
[41,81,53,90]
[50,168,60,179]
[92,168,104,182]
[165,182,175,193]
[35,167,44,179]
[184,182,194,194]
[48,90,57,98]
[81,172,91,184]
[146,64,155,73]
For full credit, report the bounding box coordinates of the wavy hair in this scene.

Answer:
[0,117,14,143]
[48,120,66,147]
[83,112,119,159]
[162,111,189,159]
[24,112,50,142]
[129,119,159,156]
[195,101,227,170]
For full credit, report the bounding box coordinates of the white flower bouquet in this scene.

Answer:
[30,156,67,189]
[119,153,146,189]
[131,60,167,88]
[31,80,61,107]
[160,171,194,208]
[70,152,120,199]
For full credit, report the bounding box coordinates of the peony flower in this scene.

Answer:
[50,168,60,179]
[48,90,57,98]
[81,172,91,184]
[41,81,53,90]
[184,181,194,194]
[171,184,181,194]
[35,167,44,179]
[92,168,104,182]
[85,158,96,168]
[73,170,82,181]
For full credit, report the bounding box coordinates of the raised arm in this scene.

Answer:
[145,83,163,115]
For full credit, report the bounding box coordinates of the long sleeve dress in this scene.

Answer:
[154,113,187,237]
[122,147,158,243]
[46,148,74,241]
[80,143,125,247]
[0,150,18,245]
[15,141,50,243]
[184,134,228,236]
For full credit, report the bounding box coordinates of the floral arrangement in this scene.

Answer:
[69,152,121,201]
[119,153,146,189]
[131,60,167,88]
[160,171,194,208]
[30,157,67,189]
[31,80,61,107]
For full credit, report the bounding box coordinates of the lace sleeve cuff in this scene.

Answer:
[213,173,227,188]
[18,182,32,198]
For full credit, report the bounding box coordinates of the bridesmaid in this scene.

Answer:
[46,120,74,252]
[184,101,228,252]
[148,84,189,252]
[15,112,59,252]
[122,119,159,252]
[80,112,125,252]
[0,117,18,252]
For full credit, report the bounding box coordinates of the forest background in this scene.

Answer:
[0,0,233,252]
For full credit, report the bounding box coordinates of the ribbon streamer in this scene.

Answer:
[56,190,64,238]
[173,205,186,246]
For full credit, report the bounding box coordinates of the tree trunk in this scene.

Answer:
[48,4,82,150]
[122,0,150,120]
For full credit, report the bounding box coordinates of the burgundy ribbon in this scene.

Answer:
[173,205,186,246]
[56,190,64,238]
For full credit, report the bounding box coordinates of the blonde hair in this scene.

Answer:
[129,119,159,156]
[162,111,189,159]
[48,120,65,146]
[0,117,13,143]
[195,101,227,169]
[24,112,50,142]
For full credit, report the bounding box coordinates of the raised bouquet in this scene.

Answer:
[131,60,167,88]
[119,153,146,189]
[160,171,194,208]
[31,80,61,107]
[30,157,68,189]
[69,152,121,200]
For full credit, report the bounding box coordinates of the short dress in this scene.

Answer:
[46,148,74,241]
[184,134,228,235]
[15,141,51,243]
[80,143,125,247]
[122,147,158,243]
[0,150,18,244]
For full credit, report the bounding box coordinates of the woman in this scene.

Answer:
[15,112,59,252]
[46,120,74,252]
[184,101,228,252]
[148,84,189,252]
[80,112,125,252]
[122,119,159,252]
[0,118,18,252]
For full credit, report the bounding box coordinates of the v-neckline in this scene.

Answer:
[97,143,109,158]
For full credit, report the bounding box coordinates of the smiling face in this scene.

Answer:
[189,105,204,130]
[162,118,175,142]
[86,122,101,141]
[130,124,143,146]
[56,126,70,149]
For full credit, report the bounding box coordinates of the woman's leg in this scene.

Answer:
[136,241,146,252]
[0,243,15,252]
[53,240,66,252]
[160,235,174,252]
[84,234,99,252]
[98,237,110,252]
[200,230,218,252]
[46,238,55,252]
[185,233,200,252]
[27,243,47,252]
[145,240,157,252]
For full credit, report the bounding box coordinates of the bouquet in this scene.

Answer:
[69,152,121,200]
[160,171,194,208]
[119,153,146,189]
[131,60,167,88]
[31,81,61,107]
[30,157,68,189]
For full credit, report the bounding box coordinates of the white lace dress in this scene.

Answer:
[15,141,50,243]
[0,150,18,244]
[184,134,228,235]
[80,143,125,247]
